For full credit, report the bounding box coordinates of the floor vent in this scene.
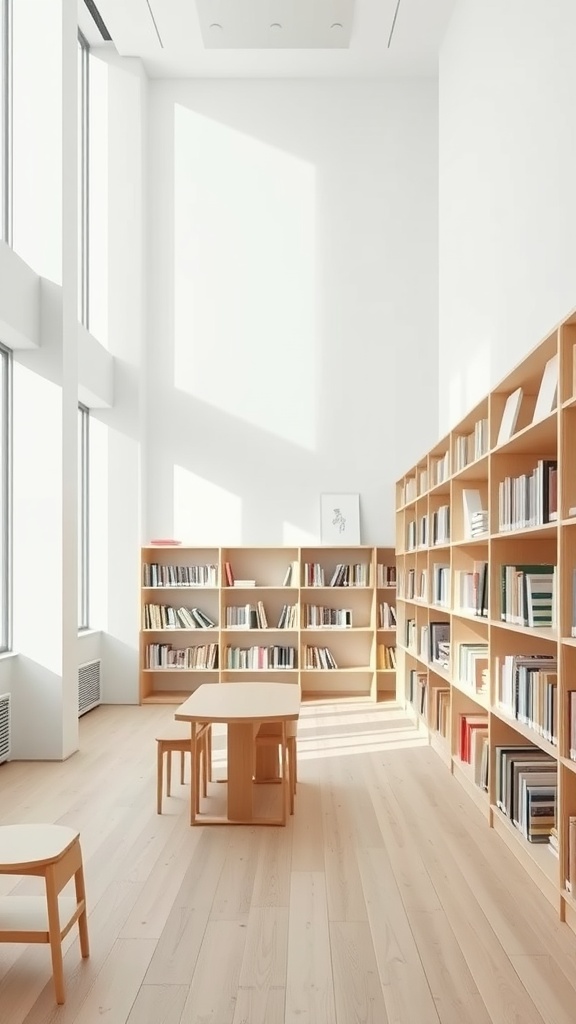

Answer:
[78,659,101,717]
[0,693,10,763]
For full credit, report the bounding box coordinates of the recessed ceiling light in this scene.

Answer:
[209,22,222,31]
[270,22,282,30]
[331,22,344,30]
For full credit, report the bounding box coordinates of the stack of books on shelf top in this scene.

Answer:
[304,562,370,587]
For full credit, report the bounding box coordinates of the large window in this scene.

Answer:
[0,344,11,651]
[78,403,89,629]
[0,0,11,243]
[78,29,89,327]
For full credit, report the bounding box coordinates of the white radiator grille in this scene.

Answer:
[0,693,10,763]
[78,660,101,717]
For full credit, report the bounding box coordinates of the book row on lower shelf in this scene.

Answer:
[143,640,397,673]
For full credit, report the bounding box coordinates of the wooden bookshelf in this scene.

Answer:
[396,308,576,931]
[139,545,396,705]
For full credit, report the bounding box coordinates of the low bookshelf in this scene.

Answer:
[140,545,396,705]
[396,307,576,931]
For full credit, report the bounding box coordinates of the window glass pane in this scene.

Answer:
[78,404,89,629]
[0,346,11,651]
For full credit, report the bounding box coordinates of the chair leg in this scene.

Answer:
[45,865,65,1004]
[166,749,172,797]
[74,859,90,959]
[180,750,186,785]
[156,741,164,814]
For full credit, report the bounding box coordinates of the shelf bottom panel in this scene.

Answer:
[141,690,193,704]
[490,805,558,907]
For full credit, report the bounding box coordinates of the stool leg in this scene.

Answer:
[74,859,90,958]
[206,726,212,782]
[157,742,164,814]
[45,865,65,1004]
[180,750,186,785]
[190,729,197,826]
[166,749,172,797]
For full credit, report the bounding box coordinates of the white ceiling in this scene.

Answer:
[79,0,457,78]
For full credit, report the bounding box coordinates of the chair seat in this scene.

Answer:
[0,824,80,872]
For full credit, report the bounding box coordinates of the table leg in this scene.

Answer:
[227,722,254,821]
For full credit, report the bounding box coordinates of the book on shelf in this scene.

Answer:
[377,644,396,669]
[532,353,558,423]
[568,816,576,892]
[495,745,557,842]
[569,692,576,759]
[497,386,523,445]
[428,621,450,666]
[282,560,300,587]
[498,654,557,742]
[462,489,485,539]
[233,579,256,587]
[497,459,557,530]
[143,604,216,629]
[225,602,268,629]
[303,645,338,669]
[500,564,556,627]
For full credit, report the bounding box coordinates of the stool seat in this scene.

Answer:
[0,823,89,1005]
[156,722,212,815]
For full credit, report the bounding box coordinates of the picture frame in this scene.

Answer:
[320,493,361,545]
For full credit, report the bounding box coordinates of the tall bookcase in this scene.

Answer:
[140,545,396,705]
[395,309,576,933]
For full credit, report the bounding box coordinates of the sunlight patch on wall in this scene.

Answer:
[446,343,491,430]
[174,464,242,545]
[173,104,317,450]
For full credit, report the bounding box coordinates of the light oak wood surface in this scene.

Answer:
[2,699,576,1022]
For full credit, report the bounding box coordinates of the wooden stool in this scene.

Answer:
[254,722,297,814]
[156,722,212,815]
[0,824,89,1004]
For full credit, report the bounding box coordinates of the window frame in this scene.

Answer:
[78,28,89,328]
[78,402,89,631]
[1,0,12,245]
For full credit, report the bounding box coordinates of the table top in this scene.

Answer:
[174,682,301,725]
[0,824,80,870]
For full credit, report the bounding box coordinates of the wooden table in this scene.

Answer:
[175,682,300,826]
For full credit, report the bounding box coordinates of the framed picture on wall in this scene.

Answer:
[320,493,361,545]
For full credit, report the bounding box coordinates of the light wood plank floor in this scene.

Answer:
[1,699,576,1023]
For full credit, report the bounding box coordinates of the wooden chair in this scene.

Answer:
[156,722,212,815]
[254,721,297,814]
[0,824,90,1004]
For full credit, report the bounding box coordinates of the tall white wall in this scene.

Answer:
[439,0,576,432]
[147,79,438,546]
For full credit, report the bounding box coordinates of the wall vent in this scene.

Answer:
[78,659,101,717]
[0,693,10,763]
